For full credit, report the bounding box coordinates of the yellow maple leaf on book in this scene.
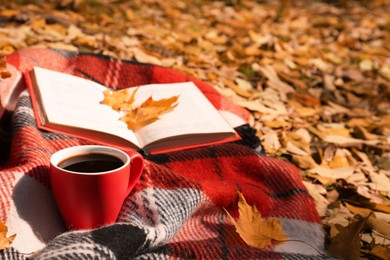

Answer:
[102,87,179,131]
[225,191,287,249]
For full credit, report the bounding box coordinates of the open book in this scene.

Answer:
[25,67,240,154]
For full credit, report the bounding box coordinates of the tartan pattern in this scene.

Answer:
[0,48,335,259]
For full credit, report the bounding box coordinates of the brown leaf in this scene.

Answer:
[261,131,282,154]
[379,66,390,81]
[290,102,318,117]
[323,135,379,147]
[346,199,390,214]
[369,245,390,260]
[291,155,317,170]
[225,191,287,249]
[0,221,16,250]
[308,166,355,180]
[278,71,308,90]
[264,120,290,129]
[303,181,329,217]
[290,92,321,107]
[366,214,390,238]
[345,203,372,217]
[286,131,311,154]
[224,80,252,98]
[328,214,372,260]
[258,65,294,101]
[307,173,335,186]
[286,141,309,156]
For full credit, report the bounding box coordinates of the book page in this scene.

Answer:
[133,82,236,148]
[32,67,140,148]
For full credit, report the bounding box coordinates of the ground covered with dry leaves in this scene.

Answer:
[1,0,389,258]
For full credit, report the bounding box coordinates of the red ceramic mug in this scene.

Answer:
[50,145,144,230]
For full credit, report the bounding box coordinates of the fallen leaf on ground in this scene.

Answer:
[225,191,287,249]
[367,171,390,196]
[303,181,329,217]
[224,80,252,98]
[308,166,355,180]
[324,135,380,147]
[327,213,371,260]
[291,154,317,170]
[366,215,390,238]
[368,245,390,260]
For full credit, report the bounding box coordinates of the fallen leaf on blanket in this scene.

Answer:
[0,57,12,79]
[102,87,179,130]
[225,191,286,249]
[0,221,16,250]
[327,213,372,260]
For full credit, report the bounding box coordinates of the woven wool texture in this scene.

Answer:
[0,49,335,259]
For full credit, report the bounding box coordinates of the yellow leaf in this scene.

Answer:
[120,95,179,130]
[328,214,371,260]
[264,120,290,129]
[225,191,286,249]
[0,9,20,18]
[102,87,178,131]
[329,155,350,169]
[345,203,372,217]
[101,87,138,111]
[0,221,16,250]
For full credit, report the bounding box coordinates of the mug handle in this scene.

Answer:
[126,150,144,196]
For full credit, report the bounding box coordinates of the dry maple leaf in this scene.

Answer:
[225,191,286,249]
[102,87,179,131]
[101,87,138,111]
[0,221,16,250]
[327,213,372,260]
[120,95,179,130]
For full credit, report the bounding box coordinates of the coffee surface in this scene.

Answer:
[58,153,124,173]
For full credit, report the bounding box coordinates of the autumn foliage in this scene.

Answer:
[0,0,389,258]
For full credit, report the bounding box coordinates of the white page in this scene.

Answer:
[132,82,235,147]
[33,67,140,147]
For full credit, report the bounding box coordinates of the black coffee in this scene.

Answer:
[58,153,124,173]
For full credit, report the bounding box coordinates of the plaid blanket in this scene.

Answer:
[0,48,335,259]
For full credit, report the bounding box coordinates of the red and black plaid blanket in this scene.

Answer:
[0,48,334,259]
